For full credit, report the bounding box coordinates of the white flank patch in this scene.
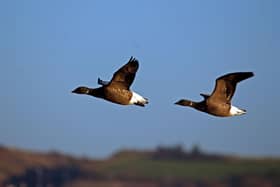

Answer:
[129,91,147,105]
[230,105,246,116]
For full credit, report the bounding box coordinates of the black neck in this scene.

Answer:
[193,101,207,112]
[88,87,104,98]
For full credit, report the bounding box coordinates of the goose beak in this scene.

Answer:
[72,88,78,94]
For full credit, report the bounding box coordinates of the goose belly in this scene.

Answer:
[104,88,133,105]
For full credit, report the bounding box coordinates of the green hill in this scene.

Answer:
[0,145,279,187]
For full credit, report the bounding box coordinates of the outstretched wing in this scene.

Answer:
[97,78,110,86]
[108,56,139,90]
[200,93,210,100]
[208,72,254,104]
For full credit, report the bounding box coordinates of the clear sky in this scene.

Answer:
[1,0,279,158]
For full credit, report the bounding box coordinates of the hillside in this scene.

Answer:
[0,145,279,187]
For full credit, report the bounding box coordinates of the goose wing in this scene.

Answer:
[208,72,254,104]
[108,56,139,90]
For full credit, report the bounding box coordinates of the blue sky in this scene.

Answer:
[1,0,279,158]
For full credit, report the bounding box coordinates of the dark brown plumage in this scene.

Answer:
[175,72,254,117]
[72,57,148,107]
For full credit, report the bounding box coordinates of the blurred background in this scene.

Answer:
[1,0,280,186]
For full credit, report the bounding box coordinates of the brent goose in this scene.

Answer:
[72,57,148,107]
[175,72,254,117]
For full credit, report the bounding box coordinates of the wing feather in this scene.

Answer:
[108,56,139,90]
[208,72,254,104]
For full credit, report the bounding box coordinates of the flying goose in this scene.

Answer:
[72,57,148,107]
[175,72,254,117]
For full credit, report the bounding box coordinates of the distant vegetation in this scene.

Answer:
[152,144,224,160]
[0,144,279,187]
